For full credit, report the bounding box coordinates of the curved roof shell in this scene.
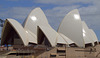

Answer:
[1,7,98,48]
[37,26,74,47]
[37,26,58,47]
[25,29,37,44]
[57,33,68,45]
[82,21,94,46]
[58,33,74,44]
[89,29,99,43]
[58,9,85,48]
[1,19,28,46]
[23,7,50,36]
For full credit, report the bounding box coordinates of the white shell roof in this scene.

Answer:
[1,19,29,46]
[89,29,99,42]
[82,21,94,46]
[57,33,68,44]
[38,26,58,47]
[58,9,85,48]
[1,7,99,48]
[23,7,50,35]
[1,19,38,45]
[25,29,37,44]
[38,26,74,46]
[58,33,74,44]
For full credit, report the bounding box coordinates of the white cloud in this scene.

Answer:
[41,0,100,31]
[6,0,19,1]
[6,0,33,2]
[78,2,100,30]
[0,7,35,23]
[6,0,24,1]
[35,0,93,5]
[44,5,80,30]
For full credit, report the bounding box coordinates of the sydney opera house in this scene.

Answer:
[1,7,99,49]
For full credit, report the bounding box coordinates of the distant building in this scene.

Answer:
[1,8,99,48]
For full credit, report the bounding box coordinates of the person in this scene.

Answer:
[94,48,96,52]
[4,44,7,47]
[46,47,49,51]
[90,48,93,54]
[7,44,8,50]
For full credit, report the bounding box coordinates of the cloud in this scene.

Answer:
[41,0,100,31]
[6,0,18,1]
[44,5,80,30]
[35,0,93,5]
[78,2,100,30]
[5,0,33,2]
[0,7,35,23]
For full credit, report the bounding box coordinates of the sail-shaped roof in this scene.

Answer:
[1,19,28,46]
[58,9,85,48]
[23,7,50,35]
[82,21,94,46]
[89,29,99,43]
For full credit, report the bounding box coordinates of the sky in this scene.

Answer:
[0,0,100,40]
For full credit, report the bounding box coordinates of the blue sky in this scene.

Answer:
[0,0,100,40]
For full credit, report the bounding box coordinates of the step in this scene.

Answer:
[50,53,57,57]
[57,48,66,53]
